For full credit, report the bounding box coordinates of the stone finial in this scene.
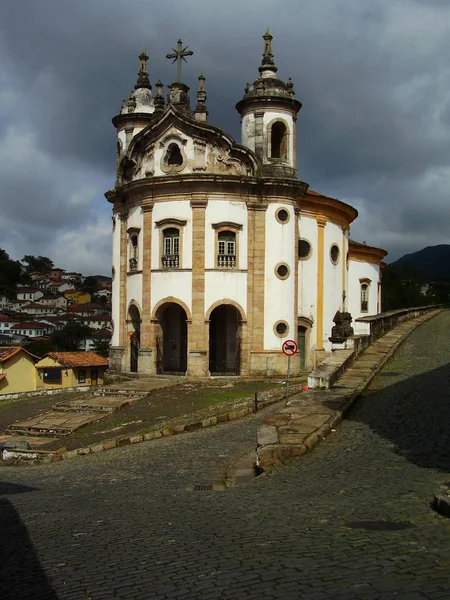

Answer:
[194,73,208,121]
[287,77,295,96]
[154,80,165,112]
[135,48,152,90]
[259,29,278,75]
[127,91,136,113]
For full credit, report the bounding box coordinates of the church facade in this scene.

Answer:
[106,32,387,377]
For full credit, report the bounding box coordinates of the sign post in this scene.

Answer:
[282,339,298,398]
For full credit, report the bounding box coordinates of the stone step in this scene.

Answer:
[7,411,106,437]
[53,395,138,414]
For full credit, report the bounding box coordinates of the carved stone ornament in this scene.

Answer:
[329,310,354,344]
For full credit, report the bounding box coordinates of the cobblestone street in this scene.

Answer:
[2,312,450,599]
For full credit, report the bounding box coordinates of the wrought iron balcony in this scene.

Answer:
[162,254,179,268]
[217,254,236,268]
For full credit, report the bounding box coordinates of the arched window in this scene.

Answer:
[166,143,183,166]
[271,122,287,159]
[162,228,180,268]
[217,231,236,268]
[127,228,140,272]
[361,283,369,312]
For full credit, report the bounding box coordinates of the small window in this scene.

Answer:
[361,283,369,312]
[275,208,290,224]
[330,244,340,264]
[298,239,312,260]
[275,263,290,280]
[274,320,289,338]
[78,370,86,384]
[43,368,62,383]
[271,122,287,159]
[217,231,236,268]
[166,143,183,166]
[162,228,180,268]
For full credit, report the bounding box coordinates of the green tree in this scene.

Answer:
[0,248,23,298]
[21,255,54,274]
[51,322,92,351]
[91,339,110,357]
[24,339,57,357]
[82,276,99,295]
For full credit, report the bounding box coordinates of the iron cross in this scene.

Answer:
[166,39,193,83]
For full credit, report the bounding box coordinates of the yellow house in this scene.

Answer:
[35,351,109,391]
[63,290,92,305]
[0,347,39,395]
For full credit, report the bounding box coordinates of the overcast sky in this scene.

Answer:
[1,0,449,274]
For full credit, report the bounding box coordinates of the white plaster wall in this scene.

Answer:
[205,201,247,269]
[205,272,247,318]
[348,260,381,334]
[111,217,121,346]
[323,222,344,347]
[298,215,318,328]
[126,274,143,317]
[262,111,295,168]
[264,203,295,349]
[151,201,192,270]
[150,272,192,316]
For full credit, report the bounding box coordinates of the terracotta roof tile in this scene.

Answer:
[45,351,109,368]
[0,346,39,362]
[0,374,6,381]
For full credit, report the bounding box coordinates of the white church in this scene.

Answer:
[106,31,387,377]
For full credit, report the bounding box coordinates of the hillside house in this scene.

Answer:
[0,347,39,395]
[35,351,109,390]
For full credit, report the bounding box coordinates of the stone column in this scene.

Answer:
[187,195,208,377]
[246,201,268,373]
[293,206,301,374]
[315,216,326,352]
[341,226,347,312]
[254,111,265,161]
[119,210,129,370]
[138,203,154,374]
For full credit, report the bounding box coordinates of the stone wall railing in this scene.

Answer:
[355,304,443,344]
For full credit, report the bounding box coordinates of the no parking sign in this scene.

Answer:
[282,339,298,398]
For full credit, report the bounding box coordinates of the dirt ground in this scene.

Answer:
[0,377,306,452]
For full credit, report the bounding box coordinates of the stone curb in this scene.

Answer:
[256,309,443,469]
[1,384,304,466]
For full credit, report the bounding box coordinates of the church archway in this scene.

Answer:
[209,305,241,375]
[155,302,188,374]
[128,304,141,373]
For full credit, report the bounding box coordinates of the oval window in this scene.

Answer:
[298,239,312,260]
[330,244,340,264]
[276,208,290,224]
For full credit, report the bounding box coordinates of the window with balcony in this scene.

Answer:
[217,231,236,269]
[162,228,180,268]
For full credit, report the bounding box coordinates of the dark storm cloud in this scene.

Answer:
[0,0,449,270]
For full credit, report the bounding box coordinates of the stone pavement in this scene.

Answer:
[1,310,450,599]
[256,309,443,467]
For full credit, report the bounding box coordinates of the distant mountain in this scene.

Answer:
[392,245,450,281]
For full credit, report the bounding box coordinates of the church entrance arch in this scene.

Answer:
[128,304,141,373]
[209,305,241,375]
[155,303,188,374]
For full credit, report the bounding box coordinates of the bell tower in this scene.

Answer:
[236,31,301,179]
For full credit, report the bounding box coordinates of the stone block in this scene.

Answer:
[304,432,320,449]
[279,432,309,445]
[63,449,79,460]
[173,426,185,434]
[130,434,143,444]
[102,439,117,450]
[217,414,229,423]
[257,424,278,446]
[264,413,290,427]
[78,447,91,455]
[90,442,105,453]
[143,431,162,441]
[117,438,131,447]
[162,428,173,437]
[228,412,237,421]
